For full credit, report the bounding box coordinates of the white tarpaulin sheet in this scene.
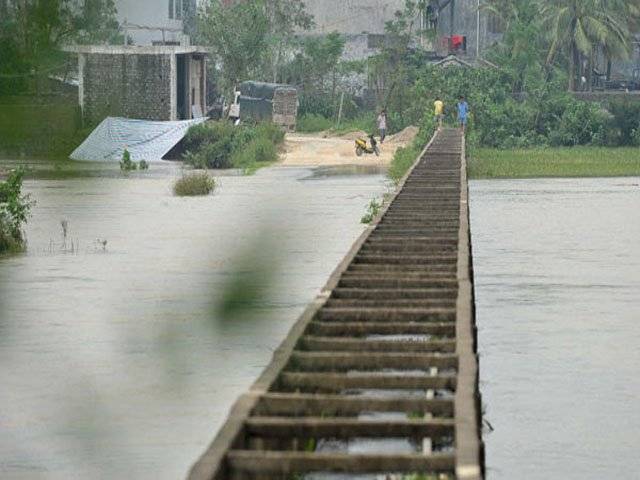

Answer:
[70,116,207,162]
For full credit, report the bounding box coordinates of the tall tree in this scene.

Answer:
[263,0,313,83]
[197,0,269,95]
[484,0,545,92]
[197,0,313,95]
[0,0,120,94]
[542,0,636,90]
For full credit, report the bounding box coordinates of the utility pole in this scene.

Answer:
[450,0,455,38]
[476,0,481,58]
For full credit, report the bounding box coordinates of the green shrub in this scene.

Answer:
[0,168,33,254]
[231,137,278,170]
[298,94,336,119]
[120,148,137,171]
[389,145,420,183]
[388,113,437,183]
[297,113,332,133]
[173,172,216,197]
[608,100,640,146]
[549,101,609,147]
[361,198,382,224]
[183,120,283,172]
[255,121,285,145]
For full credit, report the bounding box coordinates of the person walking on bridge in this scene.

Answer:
[457,95,469,134]
[434,97,445,130]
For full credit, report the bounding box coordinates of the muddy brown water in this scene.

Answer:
[470,178,640,479]
[1,165,639,479]
[0,161,389,479]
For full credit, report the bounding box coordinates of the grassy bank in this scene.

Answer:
[469,147,640,179]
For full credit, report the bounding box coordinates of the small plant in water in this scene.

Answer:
[95,238,108,252]
[173,172,216,196]
[360,198,382,224]
[139,160,149,170]
[120,148,138,171]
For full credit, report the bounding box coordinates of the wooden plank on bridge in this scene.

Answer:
[188,129,483,480]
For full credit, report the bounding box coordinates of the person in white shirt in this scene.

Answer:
[377,110,387,144]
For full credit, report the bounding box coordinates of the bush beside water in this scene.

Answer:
[183,121,285,171]
[173,172,216,197]
[0,168,33,254]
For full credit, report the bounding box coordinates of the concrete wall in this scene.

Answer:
[433,0,507,58]
[82,53,173,123]
[304,0,407,35]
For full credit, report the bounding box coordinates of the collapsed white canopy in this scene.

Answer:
[70,116,206,162]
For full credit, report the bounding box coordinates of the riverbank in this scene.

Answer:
[469,147,640,179]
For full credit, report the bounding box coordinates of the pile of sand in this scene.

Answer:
[337,130,369,141]
[388,126,419,144]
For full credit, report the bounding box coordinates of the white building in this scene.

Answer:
[114,0,198,46]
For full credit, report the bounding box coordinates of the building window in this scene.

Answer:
[168,0,174,19]
[176,0,182,19]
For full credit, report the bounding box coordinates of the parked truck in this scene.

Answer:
[228,81,298,131]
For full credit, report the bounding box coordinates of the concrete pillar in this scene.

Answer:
[201,57,206,117]
[78,53,86,118]
[170,53,177,121]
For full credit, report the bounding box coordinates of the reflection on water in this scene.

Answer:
[302,164,388,180]
[470,178,640,480]
[0,161,388,479]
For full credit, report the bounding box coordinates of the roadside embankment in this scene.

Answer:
[469,147,640,179]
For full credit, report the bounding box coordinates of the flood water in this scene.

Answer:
[2,165,639,480]
[0,161,389,479]
[470,178,640,479]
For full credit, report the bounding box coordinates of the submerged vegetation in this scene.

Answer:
[119,149,150,172]
[173,172,216,197]
[360,198,383,224]
[0,168,33,254]
[183,121,284,173]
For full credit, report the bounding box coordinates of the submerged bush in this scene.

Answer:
[173,172,216,197]
[120,148,137,171]
[183,121,284,170]
[361,198,382,224]
[0,168,33,253]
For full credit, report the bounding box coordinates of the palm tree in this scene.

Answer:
[542,0,636,90]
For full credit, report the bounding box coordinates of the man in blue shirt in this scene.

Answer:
[457,95,469,133]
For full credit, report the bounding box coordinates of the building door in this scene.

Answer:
[176,54,188,119]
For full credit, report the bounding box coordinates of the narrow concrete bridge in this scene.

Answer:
[189,129,483,480]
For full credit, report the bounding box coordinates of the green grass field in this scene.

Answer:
[469,147,640,179]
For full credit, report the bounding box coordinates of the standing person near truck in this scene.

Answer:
[457,95,469,133]
[434,97,445,130]
[377,109,387,144]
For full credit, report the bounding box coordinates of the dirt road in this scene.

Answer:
[279,127,417,168]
